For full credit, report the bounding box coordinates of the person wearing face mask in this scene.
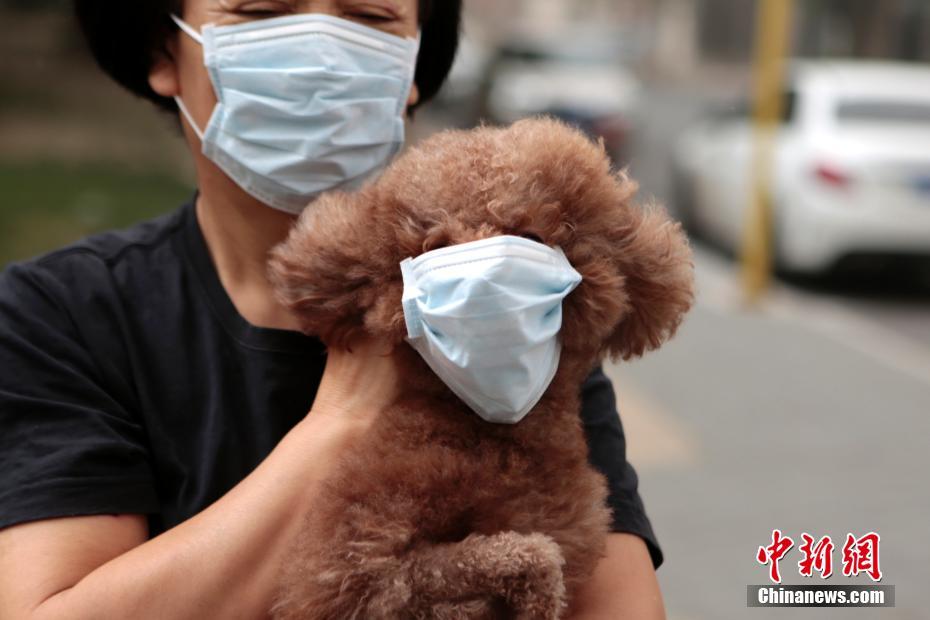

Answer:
[0,1,666,618]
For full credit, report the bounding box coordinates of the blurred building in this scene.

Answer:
[798,0,930,62]
[465,0,930,79]
[465,0,649,36]
[695,0,930,62]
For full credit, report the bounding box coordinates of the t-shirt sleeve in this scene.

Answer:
[0,257,159,531]
[580,365,664,569]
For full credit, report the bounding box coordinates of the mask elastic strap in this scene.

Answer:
[170,14,204,45]
[174,96,205,141]
[168,16,205,141]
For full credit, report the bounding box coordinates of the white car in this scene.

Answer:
[673,60,930,275]
[483,28,643,162]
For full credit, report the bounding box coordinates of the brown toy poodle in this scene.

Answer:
[267,117,694,619]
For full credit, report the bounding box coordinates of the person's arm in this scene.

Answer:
[576,366,666,616]
[0,337,399,620]
[568,533,667,619]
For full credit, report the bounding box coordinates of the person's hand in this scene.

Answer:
[307,333,401,429]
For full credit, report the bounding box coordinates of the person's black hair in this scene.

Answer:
[72,0,461,113]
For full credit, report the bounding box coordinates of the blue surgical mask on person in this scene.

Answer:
[170,13,420,214]
[400,235,583,424]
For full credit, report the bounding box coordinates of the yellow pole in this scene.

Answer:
[742,0,795,304]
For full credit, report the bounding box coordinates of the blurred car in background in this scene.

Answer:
[431,36,493,127]
[673,60,930,275]
[481,26,644,164]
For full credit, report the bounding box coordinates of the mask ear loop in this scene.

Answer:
[169,14,206,141]
[170,14,204,45]
[174,96,205,142]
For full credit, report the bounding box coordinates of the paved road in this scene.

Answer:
[605,244,930,620]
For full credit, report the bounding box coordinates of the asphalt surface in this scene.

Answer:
[606,243,930,619]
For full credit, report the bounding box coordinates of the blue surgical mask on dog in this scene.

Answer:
[170,14,419,214]
[400,236,583,424]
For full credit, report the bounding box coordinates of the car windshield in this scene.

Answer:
[836,100,930,125]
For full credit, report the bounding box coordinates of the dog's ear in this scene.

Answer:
[268,190,405,347]
[603,202,694,360]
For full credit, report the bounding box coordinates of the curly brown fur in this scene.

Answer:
[267,117,694,619]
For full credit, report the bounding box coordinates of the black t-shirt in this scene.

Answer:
[0,199,663,568]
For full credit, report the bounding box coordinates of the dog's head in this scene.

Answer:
[269,117,693,372]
